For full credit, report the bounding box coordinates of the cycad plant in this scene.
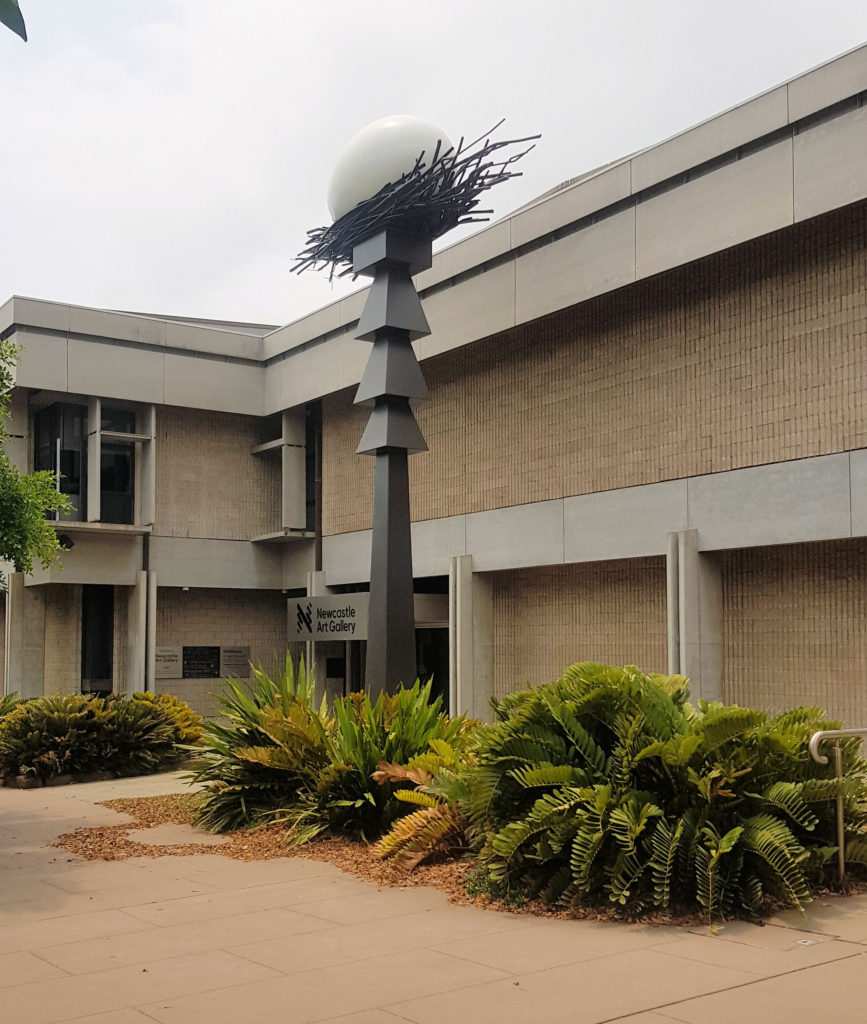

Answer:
[470,663,867,921]
[373,737,474,869]
[317,680,468,839]
[189,655,330,833]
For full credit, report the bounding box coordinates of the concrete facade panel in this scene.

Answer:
[851,449,867,537]
[630,87,788,193]
[15,331,68,391]
[564,479,688,562]
[417,220,512,291]
[340,332,371,389]
[418,260,516,361]
[162,354,263,415]
[322,530,372,586]
[11,297,70,332]
[687,454,851,550]
[788,46,867,121]
[410,515,467,578]
[26,534,143,586]
[68,307,166,347]
[510,164,632,250]
[635,139,794,279]
[262,303,342,361]
[149,537,285,589]
[164,321,262,361]
[515,208,636,324]
[793,106,867,221]
[67,339,164,404]
[465,500,564,571]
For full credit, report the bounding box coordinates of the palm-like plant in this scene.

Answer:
[471,663,867,921]
[317,680,468,839]
[189,655,330,833]
[374,737,475,868]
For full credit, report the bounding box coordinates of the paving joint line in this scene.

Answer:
[595,947,867,1023]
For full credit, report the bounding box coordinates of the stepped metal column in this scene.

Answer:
[352,228,431,698]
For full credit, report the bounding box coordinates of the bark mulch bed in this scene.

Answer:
[52,792,847,927]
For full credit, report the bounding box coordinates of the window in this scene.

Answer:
[33,402,87,520]
[33,399,147,526]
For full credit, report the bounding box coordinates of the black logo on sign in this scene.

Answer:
[296,601,313,634]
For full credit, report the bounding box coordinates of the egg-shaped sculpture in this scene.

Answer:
[327,115,453,222]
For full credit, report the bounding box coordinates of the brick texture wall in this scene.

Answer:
[43,584,81,696]
[722,539,867,727]
[154,406,280,540]
[490,558,668,698]
[322,201,867,536]
[155,587,288,716]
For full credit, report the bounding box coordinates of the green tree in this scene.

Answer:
[0,338,71,579]
[0,0,26,41]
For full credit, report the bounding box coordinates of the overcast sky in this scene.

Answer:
[3,1,866,326]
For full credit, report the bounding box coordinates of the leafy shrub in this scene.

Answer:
[189,656,330,833]
[132,691,204,745]
[374,738,474,868]
[469,663,867,921]
[316,681,469,840]
[0,692,196,782]
[0,695,101,781]
[191,659,471,841]
[0,692,22,720]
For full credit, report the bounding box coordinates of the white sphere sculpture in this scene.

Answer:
[327,115,453,222]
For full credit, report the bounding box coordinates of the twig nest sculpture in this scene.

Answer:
[295,118,539,279]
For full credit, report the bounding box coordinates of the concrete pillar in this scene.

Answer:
[145,571,157,692]
[305,569,330,702]
[449,555,495,721]
[139,405,157,526]
[125,571,147,695]
[282,409,307,531]
[666,530,723,702]
[5,574,45,698]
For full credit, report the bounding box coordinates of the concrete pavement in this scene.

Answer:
[1,774,866,1024]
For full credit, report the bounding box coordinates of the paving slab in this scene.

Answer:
[388,948,755,1024]
[4,772,867,1024]
[126,823,228,846]
[656,951,867,1023]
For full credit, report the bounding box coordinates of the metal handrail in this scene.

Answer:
[809,728,867,883]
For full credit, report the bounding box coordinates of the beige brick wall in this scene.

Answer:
[490,559,668,698]
[112,586,128,694]
[154,587,289,716]
[722,539,867,727]
[43,584,81,696]
[323,201,867,536]
[154,406,281,540]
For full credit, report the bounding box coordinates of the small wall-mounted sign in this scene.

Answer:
[154,646,181,679]
[290,594,369,640]
[220,646,252,678]
[182,645,221,679]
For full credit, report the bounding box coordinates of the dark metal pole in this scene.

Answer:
[351,229,432,698]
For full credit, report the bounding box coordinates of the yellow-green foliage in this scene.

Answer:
[0,693,185,781]
[133,691,203,745]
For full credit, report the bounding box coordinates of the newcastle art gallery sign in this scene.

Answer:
[291,595,369,640]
